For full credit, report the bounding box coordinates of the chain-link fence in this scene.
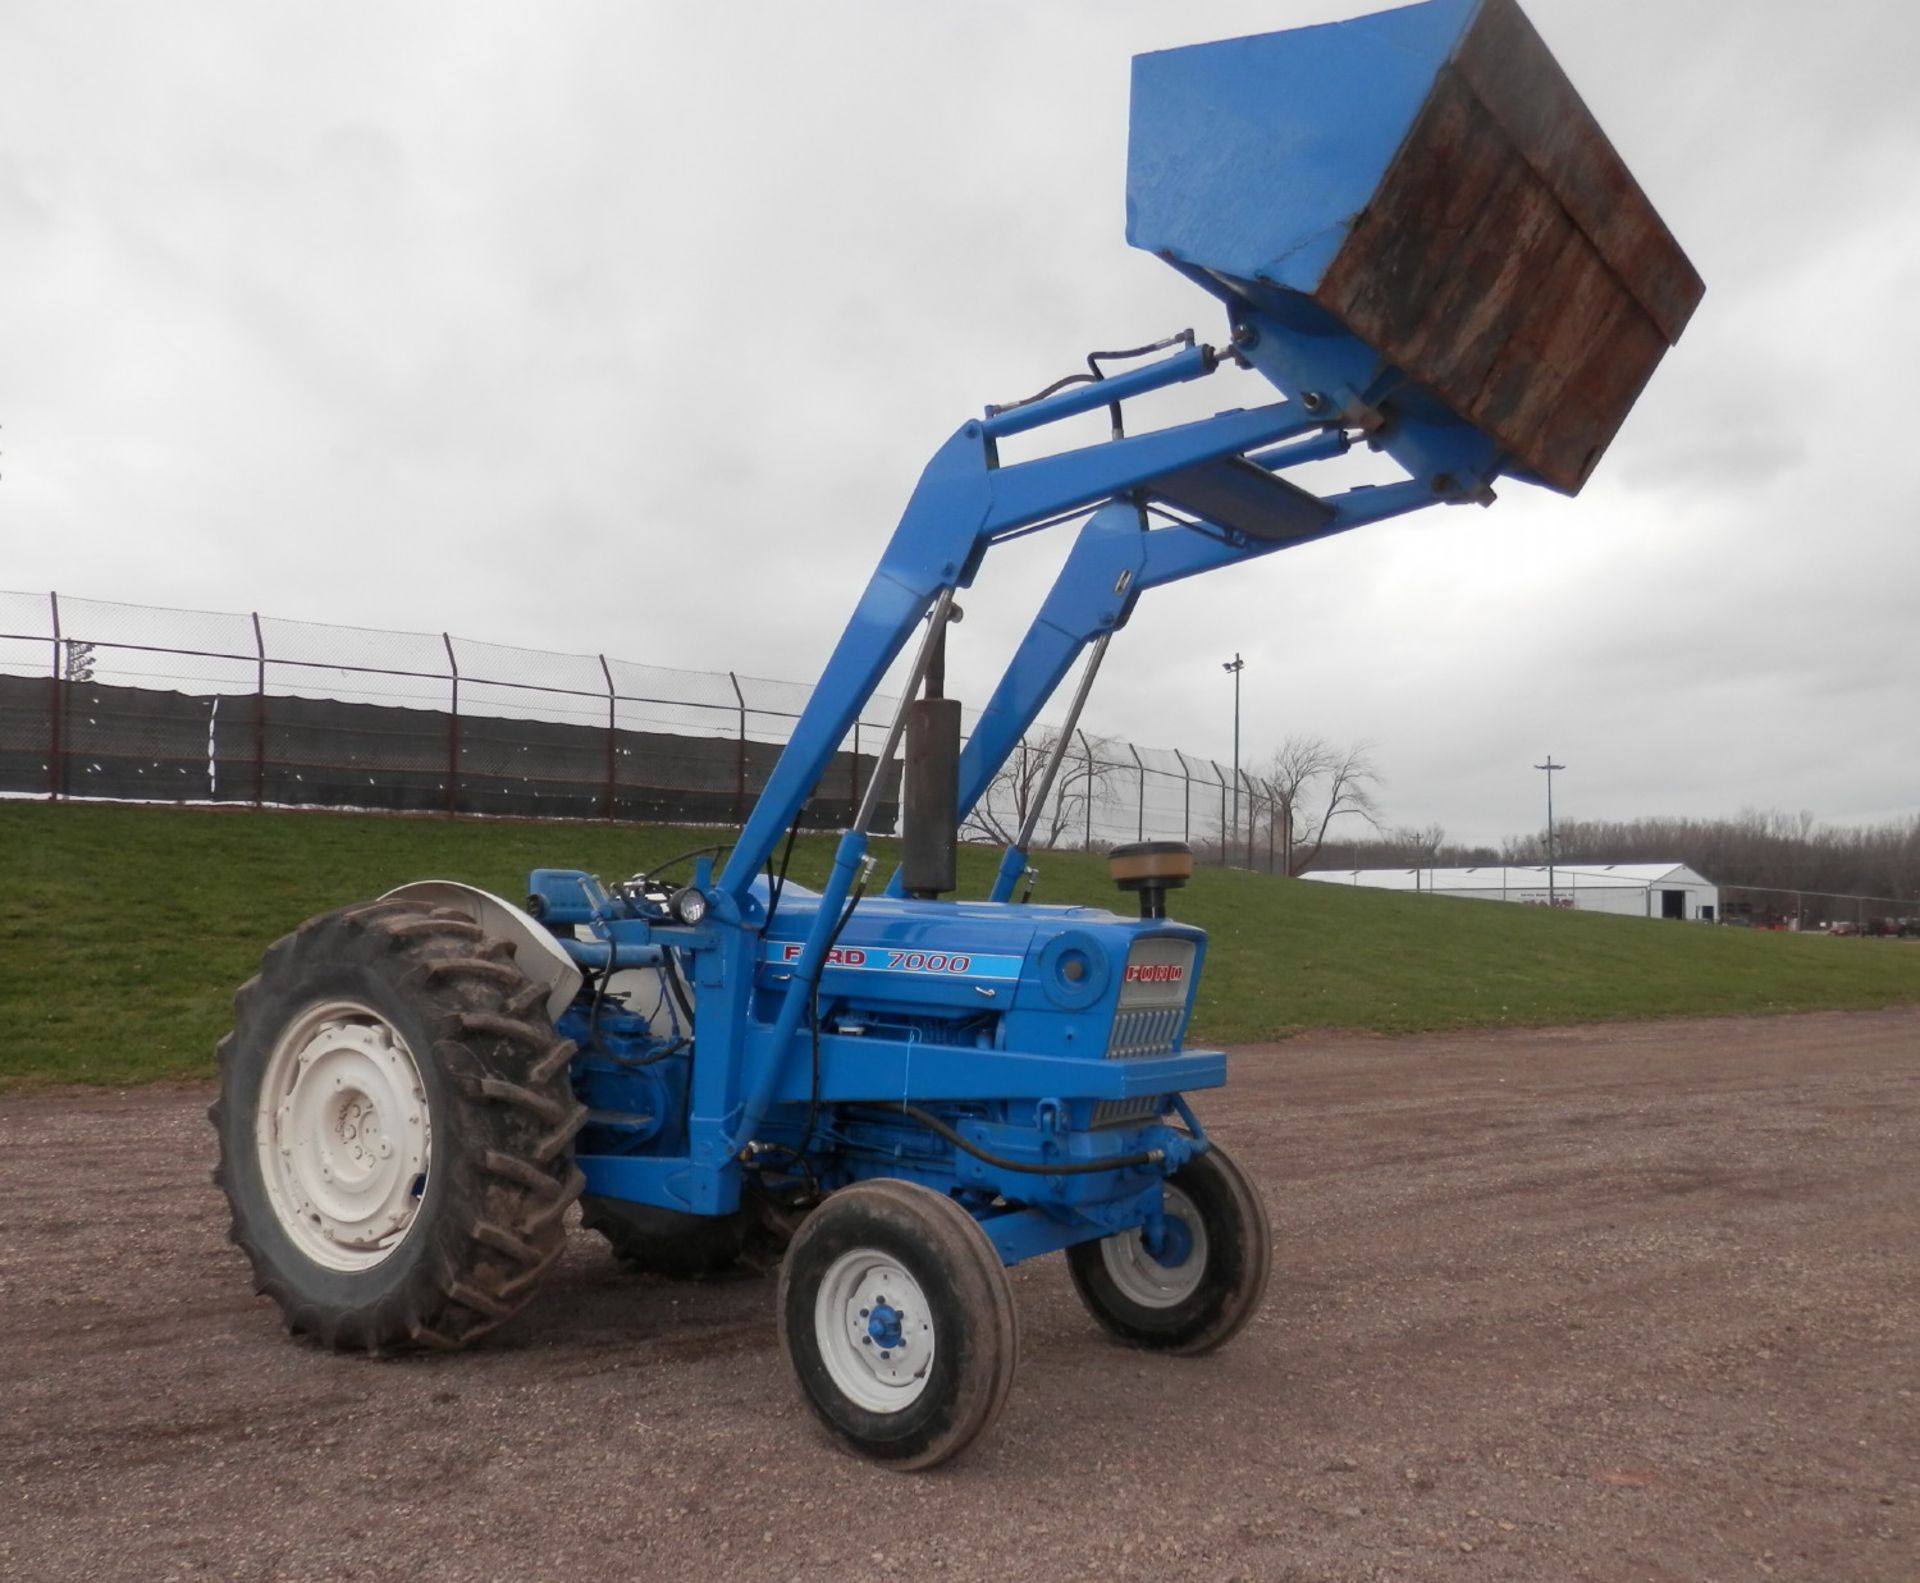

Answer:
[1719,884,1917,935]
[0,590,1286,866]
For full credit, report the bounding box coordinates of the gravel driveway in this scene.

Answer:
[2,1008,1914,1581]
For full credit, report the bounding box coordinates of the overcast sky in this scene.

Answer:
[3,0,1916,847]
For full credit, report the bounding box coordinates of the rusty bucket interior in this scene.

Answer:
[1128,0,1704,494]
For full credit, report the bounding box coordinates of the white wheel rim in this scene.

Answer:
[253,999,432,1272]
[1100,1183,1209,1309]
[813,1249,936,1414]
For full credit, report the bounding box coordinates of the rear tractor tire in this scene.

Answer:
[778,1179,1017,1470]
[209,897,586,1353]
[1065,1139,1270,1356]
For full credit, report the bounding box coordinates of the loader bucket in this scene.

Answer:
[1128,0,1703,494]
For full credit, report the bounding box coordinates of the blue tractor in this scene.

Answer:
[210,0,1699,1468]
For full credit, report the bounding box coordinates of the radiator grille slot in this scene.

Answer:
[1106,1005,1185,1060]
[1095,1004,1188,1124]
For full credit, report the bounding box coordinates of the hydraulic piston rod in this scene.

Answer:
[988,633,1112,903]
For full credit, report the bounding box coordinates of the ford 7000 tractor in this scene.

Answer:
[210,0,1700,1468]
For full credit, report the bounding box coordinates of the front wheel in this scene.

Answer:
[1066,1140,1270,1355]
[778,1179,1017,1470]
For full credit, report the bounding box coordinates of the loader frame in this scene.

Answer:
[537,297,1507,1252]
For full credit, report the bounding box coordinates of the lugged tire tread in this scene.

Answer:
[457,1011,551,1049]
[473,1219,543,1265]
[503,982,547,1020]
[210,896,581,1357]
[382,914,485,942]
[337,898,426,927]
[422,957,524,989]
[484,1149,566,1196]
[477,1075,568,1124]
[445,1279,513,1321]
[494,1237,569,1302]
[532,1104,589,1163]
[525,1168,587,1236]
[528,1039,577,1086]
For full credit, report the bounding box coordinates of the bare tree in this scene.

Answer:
[1258,735,1334,875]
[1255,736,1383,874]
[963,729,1118,851]
[1496,807,1920,915]
[1385,822,1447,870]
[1336,827,1497,869]
[1291,742,1382,872]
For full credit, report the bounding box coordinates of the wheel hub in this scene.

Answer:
[255,1001,432,1272]
[1101,1183,1209,1308]
[1144,1213,1194,1268]
[815,1252,935,1413]
[865,1301,906,1350]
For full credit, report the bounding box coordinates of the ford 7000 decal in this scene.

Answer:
[776,944,1025,981]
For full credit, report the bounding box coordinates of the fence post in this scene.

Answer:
[1079,729,1095,851]
[251,611,267,808]
[1213,761,1228,866]
[442,633,459,817]
[1173,749,1191,844]
[1242,770,1255,869]
[850,719,860,827]
[1128,744,1145,842]
[1015,736,1029,841]
[599,654,617,821]
[728,672,748,827]
[46,591,62,800]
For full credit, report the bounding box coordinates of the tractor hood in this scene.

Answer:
[755,886,1207,1047]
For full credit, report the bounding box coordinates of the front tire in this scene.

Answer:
[778,1180,1017,1470]
[209,898,586,1352]
[1066,1140,1270,1355]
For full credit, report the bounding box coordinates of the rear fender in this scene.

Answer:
[382,880,583,1022]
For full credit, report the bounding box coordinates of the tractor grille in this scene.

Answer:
[1093,938,1195,1123]
[1107,1004,1185,1060]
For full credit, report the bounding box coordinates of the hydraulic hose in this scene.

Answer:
[894,1103,1165,1177]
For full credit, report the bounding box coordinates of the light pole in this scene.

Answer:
[1534,755,1564,906]
[1222,653,1244,863]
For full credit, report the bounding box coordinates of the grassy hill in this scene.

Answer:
[3,801,1917,1086]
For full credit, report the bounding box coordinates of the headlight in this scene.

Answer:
[671,886,709,925]
[1036,930,1109,1009]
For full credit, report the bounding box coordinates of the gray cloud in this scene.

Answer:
[2,0,1915,849]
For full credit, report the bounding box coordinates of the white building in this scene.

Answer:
[1299,862,1720,922]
